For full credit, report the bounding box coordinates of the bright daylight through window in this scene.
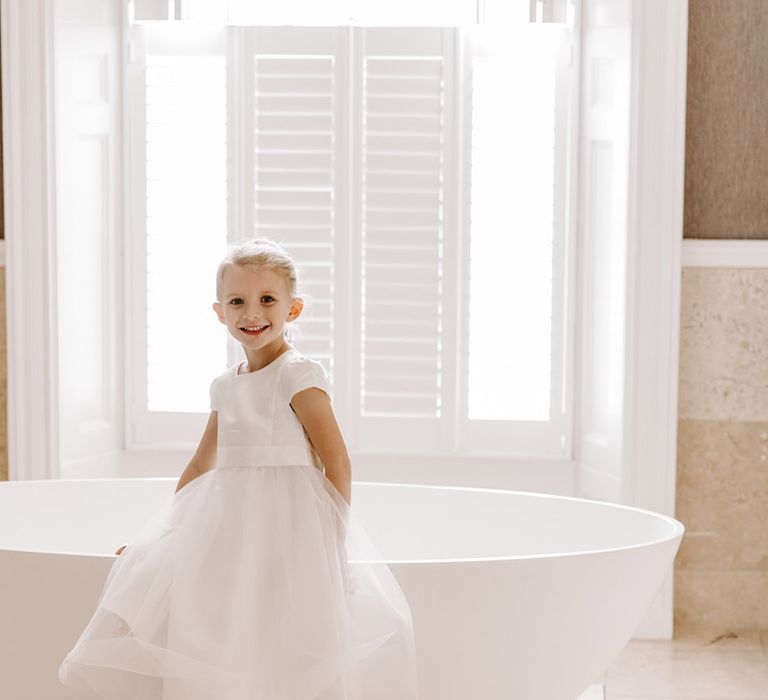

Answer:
[131,0,575,455]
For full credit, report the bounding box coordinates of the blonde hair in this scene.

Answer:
[215,238,299,303]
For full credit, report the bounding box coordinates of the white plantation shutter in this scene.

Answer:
[242,28,343,379]
[356,28,455,451]
[361,42,444,416]
[128,23,571,456]
[461,24,571,454]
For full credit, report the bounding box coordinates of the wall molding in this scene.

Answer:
[681,238,768,268]
[574,0,688,639]
[623,0,688,640]
[1,0,60,481]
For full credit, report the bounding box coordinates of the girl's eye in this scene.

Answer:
[261,296,275,303]
[229,298,243,305]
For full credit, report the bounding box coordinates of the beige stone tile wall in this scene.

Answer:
[675,267,768,631]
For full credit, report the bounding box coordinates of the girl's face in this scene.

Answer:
[212,264,303,353]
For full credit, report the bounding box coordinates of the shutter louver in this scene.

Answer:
[252,36,337,371]
[361,42,447,419]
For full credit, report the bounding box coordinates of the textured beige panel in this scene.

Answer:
[676,420,768,572]
[684,0,768,240]
[678,267,768,421]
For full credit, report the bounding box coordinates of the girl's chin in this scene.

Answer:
[235,328,287,346]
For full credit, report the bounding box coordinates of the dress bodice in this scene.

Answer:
[209,348,331,471]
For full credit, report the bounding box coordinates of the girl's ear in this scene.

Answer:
[288,297,304,321]
[212,301,226,324]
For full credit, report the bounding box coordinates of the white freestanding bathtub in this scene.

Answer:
[0,478,684,699]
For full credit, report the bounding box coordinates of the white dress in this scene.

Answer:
[58,348,420,700]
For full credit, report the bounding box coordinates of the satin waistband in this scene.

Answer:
[216,445,317,469]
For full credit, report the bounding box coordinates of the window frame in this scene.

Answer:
[4,0,687,537]
[124,22,576,457]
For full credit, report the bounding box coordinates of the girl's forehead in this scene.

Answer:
[222,264,289,292]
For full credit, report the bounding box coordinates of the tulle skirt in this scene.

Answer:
[58,463,419,700]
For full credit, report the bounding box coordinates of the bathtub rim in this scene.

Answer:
[0,477,685,563]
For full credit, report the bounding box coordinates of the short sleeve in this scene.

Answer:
[281,357,332,403]
[209,376,220,411]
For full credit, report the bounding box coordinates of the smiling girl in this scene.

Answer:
[58,238,420,700]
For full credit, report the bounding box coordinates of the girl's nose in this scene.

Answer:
[240,305,262,320]
[241,311,266,323]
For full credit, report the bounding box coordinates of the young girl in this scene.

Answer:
[58,239,420,700]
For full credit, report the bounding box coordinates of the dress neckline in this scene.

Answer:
[234,347,296,377]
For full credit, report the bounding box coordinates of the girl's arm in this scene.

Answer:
[290,389,352,506]
[117,411,218,554]
[175,410,218,493]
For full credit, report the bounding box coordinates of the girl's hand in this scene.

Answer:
[332,509,359,596]
[114,544,128,556]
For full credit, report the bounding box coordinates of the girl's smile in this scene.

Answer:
[240,323,270,336]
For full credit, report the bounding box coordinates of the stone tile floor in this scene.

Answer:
[601,626,768,699]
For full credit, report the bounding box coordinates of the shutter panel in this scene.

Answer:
[246,28,341,377]
[357,28,455,449]
[141,26,228,417]
[460,24,571,454]
[467,27,558,422]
